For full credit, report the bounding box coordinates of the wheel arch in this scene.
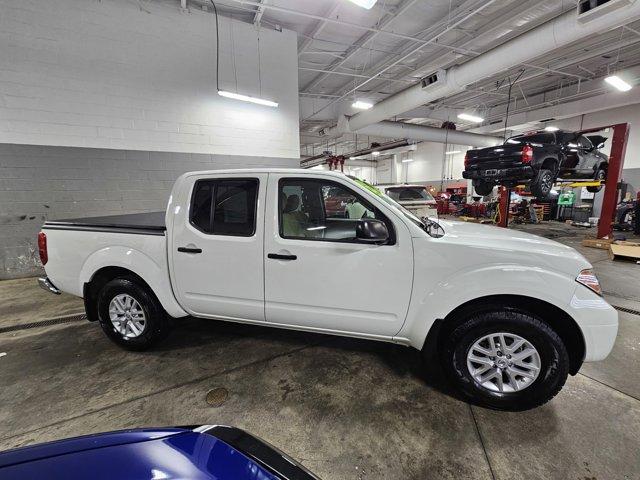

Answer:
[79,246,187,320]
[83,267,156,322]
[425,294,586,375]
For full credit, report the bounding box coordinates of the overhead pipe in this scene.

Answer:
[320,3,640,138]
[355,121,502,148]
[300,139,411,168]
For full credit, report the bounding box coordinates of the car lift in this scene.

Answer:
[496,123,630,239]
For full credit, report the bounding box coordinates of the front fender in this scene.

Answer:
[79,246,187,318]
[397,264,579,349]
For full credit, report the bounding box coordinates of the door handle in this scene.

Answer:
[267,253,297,261]
[178,247,202,254]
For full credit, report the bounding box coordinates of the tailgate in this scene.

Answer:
[466,145,523,169]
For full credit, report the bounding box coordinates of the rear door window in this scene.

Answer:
[190,178,259,236]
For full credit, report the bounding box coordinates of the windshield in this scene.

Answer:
[506,132,555,146]
[386,186,435,202]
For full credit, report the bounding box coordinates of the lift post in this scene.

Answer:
[497,186,511,228]
[595,123,629,238]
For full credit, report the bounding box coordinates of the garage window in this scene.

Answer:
[190,178,259,236]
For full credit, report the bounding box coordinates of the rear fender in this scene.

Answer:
[79,246,187,318]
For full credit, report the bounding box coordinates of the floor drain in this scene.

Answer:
[0,313,87,334]
[612,305,640,316]
[206,387,229,407]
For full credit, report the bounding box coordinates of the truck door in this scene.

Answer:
[263,173,413,337]
[169,173,268,321]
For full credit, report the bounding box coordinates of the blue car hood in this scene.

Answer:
[0,428,279,480]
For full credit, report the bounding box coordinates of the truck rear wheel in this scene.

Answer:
[440,309,569,411]
[530,169,554,198]
[97,278,171,351]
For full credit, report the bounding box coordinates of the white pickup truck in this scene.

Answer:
[38,168,617,410]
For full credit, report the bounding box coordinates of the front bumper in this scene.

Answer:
[463,165,535,182]
[570,286,618,362]
[38,277,61,295]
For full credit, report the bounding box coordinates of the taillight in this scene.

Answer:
[38,231,48,265]
[464,153,470,168]
[521,145,533,163]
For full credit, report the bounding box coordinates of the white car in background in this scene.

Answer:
[383,184,438,219]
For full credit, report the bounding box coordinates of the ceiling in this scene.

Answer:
[190,0,640,156]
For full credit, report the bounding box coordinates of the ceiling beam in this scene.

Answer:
[299,67,413,85]
[300,0,497,122]
[300,0,420,92]
[252,0,267,25]
[297,1,342,57]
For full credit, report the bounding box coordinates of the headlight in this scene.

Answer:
[576,269,602,296]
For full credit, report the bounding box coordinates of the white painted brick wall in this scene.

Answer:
[0,0,300,158]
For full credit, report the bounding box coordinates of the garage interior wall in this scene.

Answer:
[0,0,301,279]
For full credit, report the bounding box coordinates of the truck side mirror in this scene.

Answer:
[356,219,389,244]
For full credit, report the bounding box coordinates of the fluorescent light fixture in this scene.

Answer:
[347,0,378,9]
[457,113,484,123]
[544,126,559,132]
[372,151,380,156]
[445,150,461,155]
[352,100,373,110]
[402,158,414,163]
[604,75,632,92]
[349,156,357,160]
[218,90,278,107]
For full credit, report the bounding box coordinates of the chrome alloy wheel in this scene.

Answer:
[108,294,146,339]
[466,332,541,393]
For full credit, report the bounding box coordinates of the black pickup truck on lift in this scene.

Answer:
[462,130,609,198]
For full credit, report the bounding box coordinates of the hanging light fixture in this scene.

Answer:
[604,75,632,92]
[457,113,484,123]
[352,100,373,110]
[212,2,278,107]
[218,91,278,107]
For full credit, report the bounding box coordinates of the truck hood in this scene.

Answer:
[431,219,591,276]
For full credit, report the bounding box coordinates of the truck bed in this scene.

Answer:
[43,212,166,235]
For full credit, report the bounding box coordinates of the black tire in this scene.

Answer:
[97,277,171,351]
[586,168,606,193]
[440,308,569,411]
[529,168,554,198]
[473,180,494,196]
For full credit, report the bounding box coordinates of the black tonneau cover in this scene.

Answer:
[43,212,166,235]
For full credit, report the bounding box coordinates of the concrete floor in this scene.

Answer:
[1,223,639,479]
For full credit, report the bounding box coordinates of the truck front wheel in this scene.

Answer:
[97,278,171,351]
[440,309,569,411]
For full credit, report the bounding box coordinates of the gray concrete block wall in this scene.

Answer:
[0,143,298,279]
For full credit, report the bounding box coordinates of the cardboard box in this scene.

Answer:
[609,241,640,261]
